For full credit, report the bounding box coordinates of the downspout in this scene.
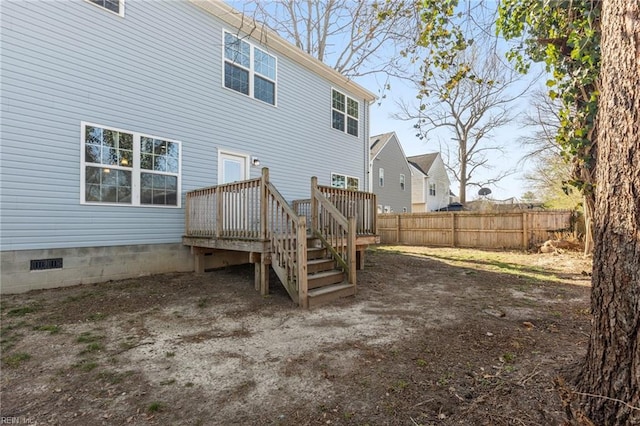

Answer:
[364,99,372,192]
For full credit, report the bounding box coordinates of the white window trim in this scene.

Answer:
[428,182,437,196]
[222,30,278,107]
[84,0,125,17]
[379,168,384,187]
[80,122,182,208]
[400,174,405,191]
[330,88,359,137]
[217,149,250,183]
[331,172,360,191]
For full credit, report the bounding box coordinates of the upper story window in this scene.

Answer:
[331,89,359,136]
[400,174,405,190]
[331,173,359,191]
[87,0,124,16]
[379,168,384,187]
[429,183,436,196]
[224,32,277,105]
[82,123,181,207]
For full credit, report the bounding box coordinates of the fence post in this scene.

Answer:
[522,212,529,249]
[451,212,456,247]
[396,214,401,243]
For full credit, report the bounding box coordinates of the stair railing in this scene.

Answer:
[310,177,356,285]
[262,168,308,307]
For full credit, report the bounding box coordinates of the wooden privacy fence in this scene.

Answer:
[378,210,573,249]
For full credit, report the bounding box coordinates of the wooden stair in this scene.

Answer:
[304,238,355,307]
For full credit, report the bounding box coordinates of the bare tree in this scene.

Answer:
[233,0,421,79]
[396,47,530,203]
[519,90,580,205]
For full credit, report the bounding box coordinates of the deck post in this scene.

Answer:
[215,186,222,238]
[297,216,308,308]
[347,216,357,286]
[310,176,318,233]
[261,167,269,240]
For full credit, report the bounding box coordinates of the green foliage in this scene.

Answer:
[412,0,474,97]
[496,0,601,194]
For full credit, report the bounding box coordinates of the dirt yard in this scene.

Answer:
[1,246,592,425]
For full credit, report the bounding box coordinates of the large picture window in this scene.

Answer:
[331,89,359,136]
[81,123,181,207]
[224,32,277,105]
[331,173,360,191]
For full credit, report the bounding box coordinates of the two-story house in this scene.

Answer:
[0,0,377,299]
[369,132,412,213]
[407,153,451,212]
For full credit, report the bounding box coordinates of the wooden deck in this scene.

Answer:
[182,168,379,307]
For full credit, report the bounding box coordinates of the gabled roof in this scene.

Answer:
[407,153,439,176]
[369,132,395,160]
[369,132,414,175]
[190,0,376,102]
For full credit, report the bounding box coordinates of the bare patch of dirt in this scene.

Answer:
[1,246,592,425]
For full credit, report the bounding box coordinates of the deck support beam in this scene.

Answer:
[251,252,270,295]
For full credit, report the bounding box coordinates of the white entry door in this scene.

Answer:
[219,151,248,184]
[218,151,250,233]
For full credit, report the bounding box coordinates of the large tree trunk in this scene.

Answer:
[572,0,640,424]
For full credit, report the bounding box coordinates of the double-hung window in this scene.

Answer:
[331,173,359,191]
[379,168,384,187]
[331,89,359,136]
[224,32,277,105]
[400,174,405,190]
[87,0,124,16]
[82,123,181,207]
[429,183,437,196]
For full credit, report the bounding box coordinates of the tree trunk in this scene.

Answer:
[572,1,640,424]
[459,141,467,204]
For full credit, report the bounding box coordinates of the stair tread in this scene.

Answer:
[307,258,334,265]
[308,282,353,297]
[308,270,343,278]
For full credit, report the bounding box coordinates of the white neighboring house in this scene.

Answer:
[407,153,451,212]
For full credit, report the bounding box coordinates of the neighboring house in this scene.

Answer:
[0,0,376,294]
[407,153,451,212]
[369,132,412,213]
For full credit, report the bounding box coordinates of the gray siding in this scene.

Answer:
[371,135,412,213]
[0,0,370,251]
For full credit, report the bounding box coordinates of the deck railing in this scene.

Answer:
[310,178,356,285]
[315,185,377,236]
[185,178,263,239]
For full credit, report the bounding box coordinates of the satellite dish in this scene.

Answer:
[478,187,492,196]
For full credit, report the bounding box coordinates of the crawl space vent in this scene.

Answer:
[30,258,63,271]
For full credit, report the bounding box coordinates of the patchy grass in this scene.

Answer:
[33,324,61,334]
[97,370,134,385]
[87,312,107,321]
[79,342,104,355]
[77,331,105,344]
[3,352,31,368]
[147,401,163,413]
[376,246,584,284]
[6,306,38,317]
[73,359,99,372]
